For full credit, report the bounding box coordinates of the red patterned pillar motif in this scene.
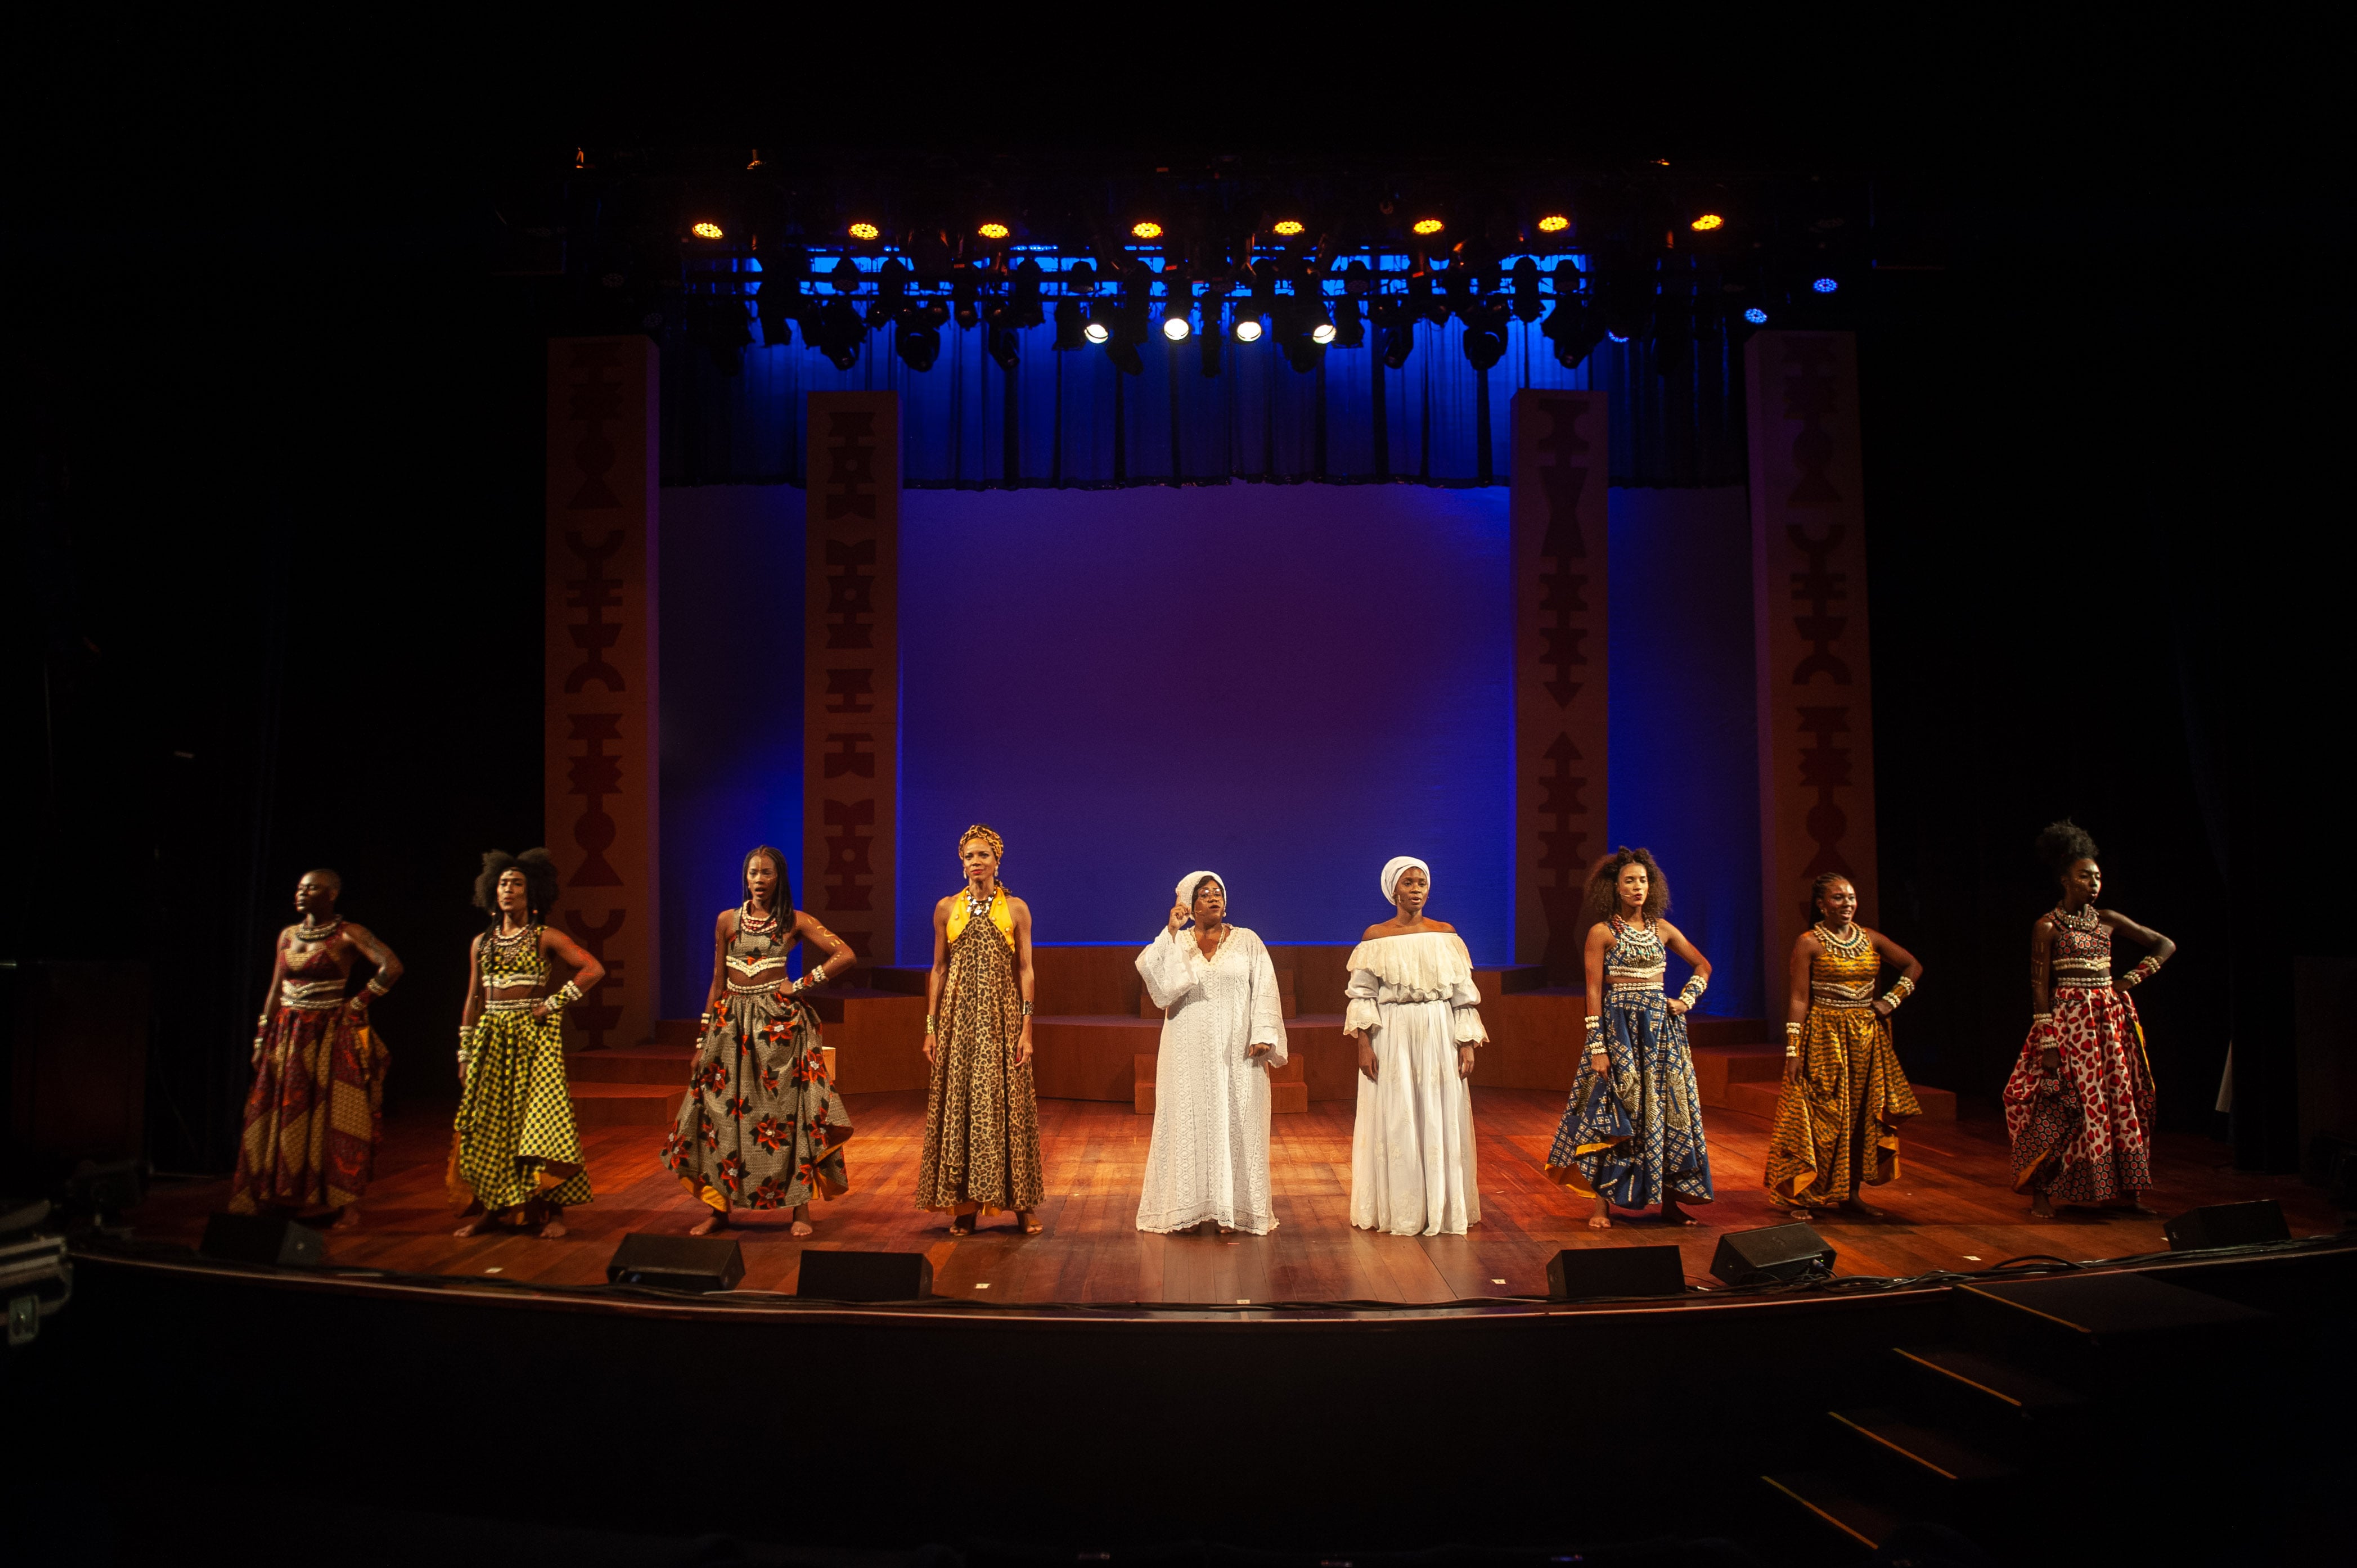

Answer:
[545,337,661,1052]
[804,393,900,971]
[1744,330,1879,981]
[1510,390,1609,983]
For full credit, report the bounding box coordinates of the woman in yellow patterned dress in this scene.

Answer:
[452,849,606,1240]
[1764,872,1924,1218]
[916,823,1045,1235]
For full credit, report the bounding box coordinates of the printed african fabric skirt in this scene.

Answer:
[1765,1007,1922,1208]
[2003,986,2154,1204]
[663,991,850,1211]
[228,1004,385,1214]
[1545,989,1713,1208]
[454,1008,592,1212]
[917,918,1045,1214]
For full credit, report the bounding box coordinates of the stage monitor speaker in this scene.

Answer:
[199,1213,325,1269]
[1545,1245,1686,1301]
[1710,1222,1835,1287]
[795,1249,934,1301]
[2163,1200,2291,1251]
[606,1232,745,1293]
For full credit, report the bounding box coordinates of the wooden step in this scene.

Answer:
[1760,1471,1900,1551]
[1892,1345,2089,1417]
[566,1080,680,1130]
[1722,1079,1957,1121]
[1958,1269,2271,1346]
[1829,1408,2017,1485]
[569,1046,694,1085]
[1693,1042,1785,1107]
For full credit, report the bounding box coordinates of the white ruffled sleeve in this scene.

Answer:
[1247,936,1289,1066]
[1343,967,1381,1036]
[1136,928,1196,1011]
[1450,971,1488,1044]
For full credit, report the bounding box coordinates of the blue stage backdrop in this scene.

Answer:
[658,483,1761,1022]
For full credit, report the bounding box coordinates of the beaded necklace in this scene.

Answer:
[2053,902,2100,934]
[738,900,780,938]
[1812,920,1871,957]
[962,881,998,921]
[294,915,342,944]
[488,920,536,958]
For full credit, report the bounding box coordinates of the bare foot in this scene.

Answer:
[455,1211,502,1238]
[2031,1193,2054,1218]
[331,1206,362,1231]
[1017,1210,1043,1235]
[690,1212,728,1237]
[1659,1201,1703,1227]
[1587,1196,1612,1231]
[790,1205,814,1238]
[537,1218,567,1239]
[948,1214,974,1237]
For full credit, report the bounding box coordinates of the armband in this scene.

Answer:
[2120,956,2162,989]
[1583,1014,1603,1051]
[924,1014,937,1037]
[1677,973,1708,1008]
[365,975,393,998]
[1784,1021,1802,1057]
[2031,1011,2055,1045]
[548,980,584,1015]
[1879,975,1915,1011]
[1020,1001,1033,1018]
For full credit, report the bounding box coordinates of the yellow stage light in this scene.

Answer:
[1131,220,1163,240]
[1412,218,1444,236]
[978,222,1010,240]
[848,222,881,241]
[1537,214,1570,233]
[1690,213,1725,232]
[691,222,725,240]
[1272,219,1305,237]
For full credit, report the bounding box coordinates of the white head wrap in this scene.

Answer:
[1380,856,1429,905]
[1176,871,1225,909]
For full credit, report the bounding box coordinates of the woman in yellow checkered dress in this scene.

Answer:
[453,849,606,1240]
[1764,872,1924,1217]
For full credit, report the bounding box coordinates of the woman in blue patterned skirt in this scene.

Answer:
[1545,848,1715,1229]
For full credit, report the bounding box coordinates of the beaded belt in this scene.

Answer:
[2052,975,2113,989]
[1812,980,1878,1010]
[2053,959,2111,989]
[280,979,345,1011]
[1606,981,1666,994]
[482,997,541,1013]
[726,980,785,995]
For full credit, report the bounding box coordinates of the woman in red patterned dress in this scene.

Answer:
[2003,821,2177,1217]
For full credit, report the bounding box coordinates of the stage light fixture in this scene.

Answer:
[1054,299,1087,350]
[1163,314,1192,342]
[1306,299,1337,345]
[1462,296,1509,371]
[1813,276,1839,294]
[978,222,1010,241]
[1413,218,1445,236]
[1272,219,1305,237]
[1744,307,1769,325]
[1372,299,1414,369]
[1233,312,1264,344]
[1606,330,1630,343]
[848,222,881,241]
[1084,314,1112,345]
[1510,256,1543,322]
[1009,258,1046,328]
[691,221,725,240]
[1690,213,1725,232]
[1541,298,1604,369]
[893,301,947,372]
[1131,220,1163,240]
[1333,295,1365,348]
[813,300,865,370]
[1537,214,1570,233]
[988,323,1019,371]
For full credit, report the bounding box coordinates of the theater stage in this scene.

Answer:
[128,1083,2334,1305]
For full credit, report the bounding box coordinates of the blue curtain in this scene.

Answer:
[660,312,1744,490]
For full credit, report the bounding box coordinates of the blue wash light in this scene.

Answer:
[1744,307,1768,324]
[1812,277,1839,294]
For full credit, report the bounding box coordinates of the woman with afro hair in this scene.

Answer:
[2003,820,2176,1217]
[451,849,607,1239]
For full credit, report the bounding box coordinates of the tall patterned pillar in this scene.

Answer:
[545,336,661,1051]
[1745,330,1879,981]
[804,393,901,970]
[1510,390,1609,983]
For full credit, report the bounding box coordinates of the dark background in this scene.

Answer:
[9,35,2350,1176]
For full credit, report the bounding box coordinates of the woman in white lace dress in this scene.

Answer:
[1134,872,1288,1234]
[1345,856,1487,1236]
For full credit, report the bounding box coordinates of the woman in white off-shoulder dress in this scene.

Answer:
[1345,856,1486,1236]
[1135,872,1288,1234]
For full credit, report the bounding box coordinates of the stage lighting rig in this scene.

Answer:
[1054,298,1088,350]
[754,275,799,349]
[894,300,947,371]
[1812,276,1839,294]
[1462,296,1509,371]
[1131,220,1163,241]
[1690,213,1725,232]
[848,221,881,242]
[1271,219,1305,237]
[1231,302,1265,343]
[1332,294,1365,348]
[1163,310,1193,342]
[1307,299,1337,345]
[1412,217,1445,236]
[1536,213,1571,234]
[988,322,1020,370]
[1542,290,1603,370]
[1083,312,1111,345]
[691,221,725,240]
[1009,258,1046,328]
[1510,257,1544,322]
[978,221,1011,241]
[812,299,865,369]
[951,265,980,330]
[1744,307,1769,324]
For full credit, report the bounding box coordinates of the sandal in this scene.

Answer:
[1016,1210,1043,1236]
[948,1214,974,1237]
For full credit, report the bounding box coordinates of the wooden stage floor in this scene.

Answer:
[139,1089,2340,1306]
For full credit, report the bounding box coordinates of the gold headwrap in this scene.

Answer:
[957,822,1006,862]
